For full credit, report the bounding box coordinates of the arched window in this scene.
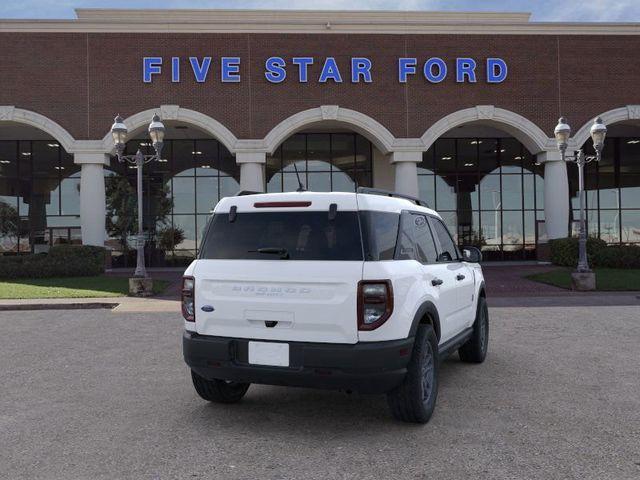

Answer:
[418,137,544,261]
[107,138,239,267]
[0,140,79,254]
[266,133,373,192]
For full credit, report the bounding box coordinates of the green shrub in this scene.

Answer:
[550,237,640,269]
[593,245,640,269]
[0,245,106,279]
[549,237,607,267]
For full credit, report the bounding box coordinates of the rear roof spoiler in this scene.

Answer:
[234,188,429,208]
[357,187,429,208]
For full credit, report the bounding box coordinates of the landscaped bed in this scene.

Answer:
[0,276,169,299]
[526,268,640,291]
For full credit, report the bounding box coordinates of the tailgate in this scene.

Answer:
[194,260,362,344]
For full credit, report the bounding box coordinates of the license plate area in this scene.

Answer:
[248,341,290,367]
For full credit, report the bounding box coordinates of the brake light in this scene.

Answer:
[253,201,312,208]
[357,280,393,331]
[182,276,195,322]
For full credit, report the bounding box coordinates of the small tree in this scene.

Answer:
[105,175,172,252]
[157,226,185,252]
[0,201,21,250]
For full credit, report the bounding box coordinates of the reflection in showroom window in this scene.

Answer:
[266,133,373,193]
[106,138,239,267]
[418,137,544,261]
[0,140,80,254]
[570,136,640,245]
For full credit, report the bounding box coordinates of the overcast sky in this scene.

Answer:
[1,0,639,22]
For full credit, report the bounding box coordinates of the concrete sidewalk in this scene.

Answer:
[0,296,180,313]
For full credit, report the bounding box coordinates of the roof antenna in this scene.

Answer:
[293,162,306,192]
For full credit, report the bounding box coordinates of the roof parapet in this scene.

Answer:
[74,9,532,24]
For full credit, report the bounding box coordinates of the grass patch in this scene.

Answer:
[0,276,170,299]
[526,268,640,291]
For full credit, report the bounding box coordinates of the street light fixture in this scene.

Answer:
[553,116,607,279]
[110,113,165,280]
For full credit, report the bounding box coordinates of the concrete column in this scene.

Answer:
[391,151,422,198]
[237,151,266,192]
[372,147,394,191]
[539,151,569,239]
[75,153,109,246]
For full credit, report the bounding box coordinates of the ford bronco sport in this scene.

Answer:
[182,188,488,423]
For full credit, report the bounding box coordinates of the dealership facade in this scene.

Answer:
[1,9,639,264]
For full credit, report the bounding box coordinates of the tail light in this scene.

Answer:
[182,276,195,322]
[357,280,393,331]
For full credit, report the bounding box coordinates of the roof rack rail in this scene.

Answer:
[357,187,429,208]
[235,190,262,196]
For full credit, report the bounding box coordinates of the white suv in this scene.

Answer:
[182,189,488,423]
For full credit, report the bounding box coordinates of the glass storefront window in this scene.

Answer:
[479,175,501,211]
[195,177,219,214]
[621,182,640,209]
[307,172,331,191]
[568,136,640,245]
[502,211,524,250]
[621,210,640,243]
[419,136,545,260]
[172,177,195,214]
[435,176,456,210]
[417,174,435,207]
[307,134,331,171]
[60,175,80,215]
[266,132,372,193]
[435,139,456,175]
[0,141,18,177]
[0,140,80,254]
[105,138,239,267]
[500,138,523,174]
[599,210,620,243]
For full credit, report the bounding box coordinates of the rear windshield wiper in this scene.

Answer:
[249,247,290,259]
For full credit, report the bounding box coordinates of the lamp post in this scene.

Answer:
[110,114,165,281]
[553,116,607,284]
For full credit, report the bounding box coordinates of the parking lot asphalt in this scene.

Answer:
[1,306,639,480]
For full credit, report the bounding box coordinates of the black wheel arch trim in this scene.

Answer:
[408,301,442,342]
[478,280,486,299]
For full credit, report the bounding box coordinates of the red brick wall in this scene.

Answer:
[1,32,639,143]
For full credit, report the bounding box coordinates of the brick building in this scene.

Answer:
[1,9,639,264]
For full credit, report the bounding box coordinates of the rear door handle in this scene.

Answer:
[456,274,466,281]
[431,278,443,286]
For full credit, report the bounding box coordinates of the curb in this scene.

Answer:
[0,302,120,312]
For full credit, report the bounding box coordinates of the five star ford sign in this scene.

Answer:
[142,56,508,84]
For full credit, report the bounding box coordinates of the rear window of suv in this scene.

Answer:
[200,211,363,261]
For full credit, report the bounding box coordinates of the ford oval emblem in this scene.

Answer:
[201,305,214,312]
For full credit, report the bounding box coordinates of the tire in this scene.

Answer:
[191,370,250,404]
[459,296,489,364]
[386,324,439,424]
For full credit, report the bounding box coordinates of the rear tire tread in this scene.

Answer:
[191,370,250,404]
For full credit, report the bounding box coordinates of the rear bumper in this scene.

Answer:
[183,331,414,394]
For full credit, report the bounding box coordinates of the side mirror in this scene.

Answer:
[462,246,482,263]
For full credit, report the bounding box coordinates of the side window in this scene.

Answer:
[359,211,400,261]
[395,213,417,261]
[394,212,438,264]
[412,214,438,264]
[430,217,459,262]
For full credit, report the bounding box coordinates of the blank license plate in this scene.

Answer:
[248,341,289,367]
